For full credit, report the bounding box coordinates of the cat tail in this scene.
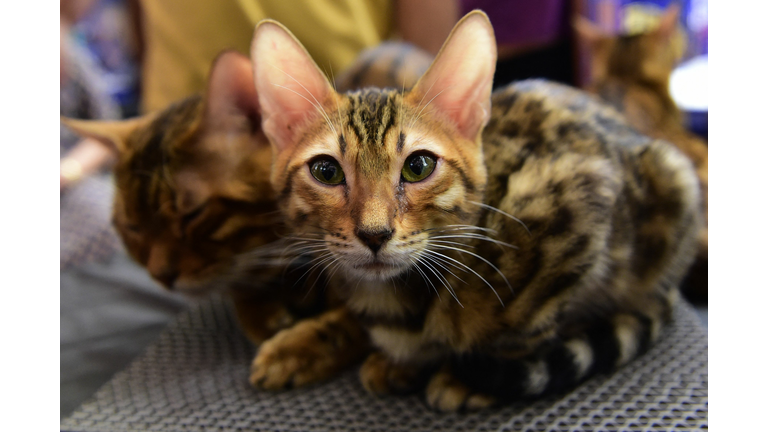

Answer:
[452,300,675,400]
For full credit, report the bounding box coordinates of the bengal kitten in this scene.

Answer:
[61,47,432,387]
[574,5,708,300]
[248,11,701,411]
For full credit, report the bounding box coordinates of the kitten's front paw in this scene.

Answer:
[250,308,368,390]
[359,352,427,396]
[425,368,496,412]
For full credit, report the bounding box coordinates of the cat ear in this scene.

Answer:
[409,11,497,141]
[251,20,335,152]
[60,116,151,154]
[654,3,681,41]
[573,15,608,46]
[204,51,260,132]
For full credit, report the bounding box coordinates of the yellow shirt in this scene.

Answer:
[140,0,393,113]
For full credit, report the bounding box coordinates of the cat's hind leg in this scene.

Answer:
[425,364,496,411]
[359,351,434,396]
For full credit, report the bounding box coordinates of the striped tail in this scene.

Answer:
[452,310,668,400]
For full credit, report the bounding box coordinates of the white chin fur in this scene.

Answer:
[343,262,410,281]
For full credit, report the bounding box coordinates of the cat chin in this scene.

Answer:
[344,262,410,282]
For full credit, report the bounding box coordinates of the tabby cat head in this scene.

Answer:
[62,52,277,293]
[574,4,682,88]
[251,11,496,281]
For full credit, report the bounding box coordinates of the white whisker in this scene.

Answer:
[469,201,531,236]
[422,249,504,307]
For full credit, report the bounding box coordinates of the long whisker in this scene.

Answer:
[469,201,531,236]
[424,225,499,234]
[291,252,334,285]
[417,252,468,285]
[408,256,441,301]
[430,234,518,250]
[418,256,462,307]
[422,249,504,307]
[430,244,513,294]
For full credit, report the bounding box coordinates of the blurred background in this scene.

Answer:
[60,0,708,418]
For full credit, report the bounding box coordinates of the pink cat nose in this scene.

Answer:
[355,228,394,253]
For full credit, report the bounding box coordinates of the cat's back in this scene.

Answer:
[476,80,700,318]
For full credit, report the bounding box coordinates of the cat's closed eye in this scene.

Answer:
[180,204,207,228]
[401,152,437,183]
[309,156,345,185]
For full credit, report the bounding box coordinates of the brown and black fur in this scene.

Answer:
[252,12,701,411]
[575,6,708,301]
[60,45,436,389]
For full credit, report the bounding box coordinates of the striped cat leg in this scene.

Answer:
[250,306,370,390]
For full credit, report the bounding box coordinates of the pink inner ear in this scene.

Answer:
[206,52,259,131]
[252,22,334,152]
[410,13,496,141]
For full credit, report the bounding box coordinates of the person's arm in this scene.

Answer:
[395,0,459,55]
[60,138,117,190]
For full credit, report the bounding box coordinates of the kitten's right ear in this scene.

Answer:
[205,51,260,132]
[60,116,150,154]
[251,20,335,152]
[573,16,607,46]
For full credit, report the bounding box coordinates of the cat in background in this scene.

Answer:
[574,4,708,300]
[248,11,701,411]
[61,44,433,388]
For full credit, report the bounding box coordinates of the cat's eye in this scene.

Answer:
[401,153,437,183]
[309,157,345,185]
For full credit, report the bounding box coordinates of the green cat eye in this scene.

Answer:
[310,157,345,185]
[402,153,436,183]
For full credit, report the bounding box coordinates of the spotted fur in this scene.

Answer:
[253,12,701,411]
[60,45,435,388]
[575,6,708,300]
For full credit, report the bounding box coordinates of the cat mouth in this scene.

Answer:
[354,261,399,270]
[350,258,410,280]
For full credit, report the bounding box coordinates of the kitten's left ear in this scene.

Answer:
[60,116,151,154]
[204,51,260,133]
[655,3,681,40]
[410,11,497,141]
[251,20,335,153]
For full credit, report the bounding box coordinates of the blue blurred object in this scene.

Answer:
[587,1,708,137]
[586,0,708,59]
[71,0,139,118]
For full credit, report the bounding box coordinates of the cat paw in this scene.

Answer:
[359,352,426,396]
[425,369,496,412]
[250,308,368,390]
[249,325,333,389]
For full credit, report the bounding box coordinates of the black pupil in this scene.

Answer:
[319,161,337,181]
[410,156,427,176]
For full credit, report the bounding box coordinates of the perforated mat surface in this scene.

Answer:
[61,296,708,432]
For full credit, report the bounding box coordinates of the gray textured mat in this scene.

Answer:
[61,296,707,432]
